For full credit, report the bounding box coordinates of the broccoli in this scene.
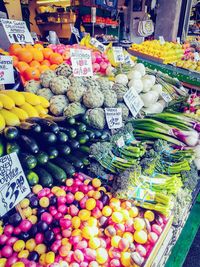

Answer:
[140,157,158,176]
[90,142,112,162]
[88,162,109,179]
[181,161,200,190]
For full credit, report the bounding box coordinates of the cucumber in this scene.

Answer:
[93,130,102,138]
[53,158,75,176]
[0,137,4,156]
[41,132,57,144]
[65,154,84,169]
[80,114,89,124]
[24,170,39,186]
[67,139,80,149]
[45,162,66,183]
[74,122,87,133]
[57,144,71,156]
[36,151,49,165]
[19,135,39,154]
[101,130,111,141]
[79,145,90,154]
[19,153,37,169]
[18,122,41,133]
[6,142,20,155]
[26,117,59,133]
[4,127,19,140]
[85,130,95,140]
[34,167,53,187]
[75,151,90,166]
[57,131,68,143]
[66,117,76,125]
[76,134,89,144]
[59,127,77,139]
[47,147,59,159]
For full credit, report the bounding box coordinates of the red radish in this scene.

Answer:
[58,204,68,214]
[53,228,61,234]
[84,248,96,261]
[0,234,8,245]
[5,255,18,267]
[81,185,89,194]
[19,219,32,232]
[54,212,63,220]
[4,225,14,236]
[96,200,103,210]
[35,233,44,244]
[56,234,62,240]
[60,218,72,228]
[57,196,67,205]
[75,240,88,250]
[69,204,79,216]
[6,237,18,246]
[110,259,121,267]
[37,189,47,198]
[92,63,100,73]
[62,229,72,238]
[41,212,53,224]
[13,227,21,235]
[66,193,74,204]
[28,261,37,267]
[1,245,13,258]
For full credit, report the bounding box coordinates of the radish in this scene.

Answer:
[92,63,100,73]
[1,245,13,258]
[100,62,108,73]
[91,54,96,63]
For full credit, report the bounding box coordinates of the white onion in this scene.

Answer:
[151,84,163,94]
[127,70,142,80]
[142,101,165,114]
[115,74,128,85]
[128,79,143,93]
[140,91,159,107]
[134,63,146,76]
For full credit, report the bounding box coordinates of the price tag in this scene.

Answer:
[0,153,31,217]
[70,24,80,38]
[124,54,135,66]
[160,91,172,103]
[123,88,144,117]
[1,19,33,44]
[159,36,165,45]
[194,52,200,62]
[176,37,181,44]
[113,47,125,63]
[70,48,93,77]
[90,38,106,53]
[0,56,14,84]
[91,7,96,23]
[105,108,123,129]
[31,32,39,43]
[116,136,125,148]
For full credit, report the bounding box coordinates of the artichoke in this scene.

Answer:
[49,95,69,116]
[50,76,71,95]
[86,108,106,130]
[64,102,86,118]
[83,88,104,108]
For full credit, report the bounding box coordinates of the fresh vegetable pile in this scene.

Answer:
[0,174,169,267]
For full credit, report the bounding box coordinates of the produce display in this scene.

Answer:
[0,36,199,267]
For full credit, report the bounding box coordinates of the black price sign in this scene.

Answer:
[0,153,30,217]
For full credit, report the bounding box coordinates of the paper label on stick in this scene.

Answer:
[70,24,80,38]
[159,36,165,45]
[0,153,31,217]
[160,91,172,103]
[116,136,125,148]
[70,48,93,77]
[113,47,125,63]
[1,19,33,44]
[123,88,144,117]
[105,108,123,129]
[0,55,14,84]
[90,38,106,53]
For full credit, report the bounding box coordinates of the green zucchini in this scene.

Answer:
[75,151,90,166]
[26,117,59,133]
[53,158,75,176]
[59,127,77,139]
[76,134,89,144]
[24,170,39,186]
[80,114,89,124]
[74,122,87,133]
[85,130,95,140]
[41,132,57,144]
[36,151,49,165]
[47,147,59,159]
[34,167,53,187]
[101,130,111,141]
[65,154,84,169]
[57,144,71,156]
[93,130,102,138]
[66,117,76,125]
[67,139,80,149]
[19,153,37,169]
[79,145,90,154]
[57,131,68,143]
[6,142,20,155]
[19,135,39,154]
[4,127,19,140]
[45,162,66,183]
[0,137,4,156]
[18,122,41,133]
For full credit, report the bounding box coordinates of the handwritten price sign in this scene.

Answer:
[1,19,33,44]
[0,153,30,217]
[70,49,93,77]
[105,108,123,129]
[0,56,14,84]
[113,47,124,63]
[123,88,144,117]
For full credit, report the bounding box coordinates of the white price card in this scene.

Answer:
[123,88,144,117]
[1,19,33,44]
[116,136,125,148]
[0,56,14,84]
[70,24,80,38]
[124,54,134,66]
[113,47,124,63]
[70,49,93,77]
[159,36,165,45]
[31,32,39,43]
[194,52,200,62]
[160,91,172,103]
[0,153,31,217]
[90,38,106,53]
[176,37,181,44]
[105,108,123,129]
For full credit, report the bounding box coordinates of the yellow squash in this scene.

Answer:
[0,94,15,110]
[20,102,39,117]
[0,113,5,131]
[34,105,47,116]
[11,107,29,121]
[0,109,20,126]
[37,96,49,108]
[21,92,41,106]
[0,90,25,106]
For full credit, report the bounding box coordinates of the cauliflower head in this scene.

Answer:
[50,76,71,95]
[64,102,86,118]
[50,95,69,116]
[86,108,106,130]
[83,88,104,108]
[112,83,128,101]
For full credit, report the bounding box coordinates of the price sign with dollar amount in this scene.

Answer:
[0,152,31,217]
[1,19,33,44]
[105,108,123,129]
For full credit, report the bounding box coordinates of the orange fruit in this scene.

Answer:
[16,61,29,73]
[49,53,63,65]
[18,49,33,63]
[34,44,44,51]
[43,47,53,59]
[33,49,44,62]
[41,59,50,67]
[9,44,22,56]
[50,64,58,70]
[23,67,40,81]
[25,44,35,53]
[12,56,19,67]
[38,65,49,73]
[30,60,41,68]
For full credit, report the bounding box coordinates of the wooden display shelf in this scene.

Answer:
[127,49,165,64]
[37,21,72,25]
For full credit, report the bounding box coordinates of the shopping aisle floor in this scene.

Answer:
[183,228,200,267]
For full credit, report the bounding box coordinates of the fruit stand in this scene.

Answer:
[0,35,200,267]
